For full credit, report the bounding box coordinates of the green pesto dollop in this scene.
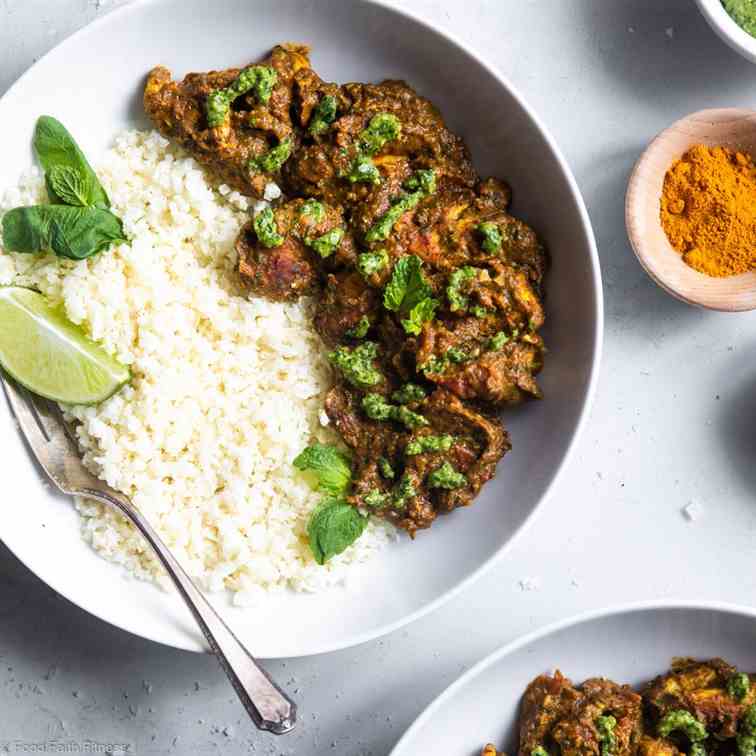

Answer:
[248,137,292,173]
[307,227,344,258]
[739,707,756,756]
[253,207,284,248]
[361,393,428,430]
[365,170,436,242]
[477,221,503,253]
[404,168,437,194]
[596,715,617,756]
[729,673,751,701]
[723,1,756,38]
[406,434,454,456]
[427,461,466,489]
[206,65,277,127]
[392,383,427,405]
[309,94,338,135]
[365,192,423,242]
[378,456,395,480]
[472,305,494,318]
[345,154,381,185]
[532,749,549,756]
[658,710,708,743]
[359,113,402,155]
[363,489,390,510]
[346,315,370,339]
[447,266,479,312]
[358,249,389,278]
[299,199,325,222]
[488,330,514,351]
[392,473,416,508]
[328,342,383,389]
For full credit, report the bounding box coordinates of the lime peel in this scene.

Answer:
[0,286,130,405]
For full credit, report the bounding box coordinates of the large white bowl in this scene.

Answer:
[695,0,756,64]
[391,602,756,755]
[0,0,601,657]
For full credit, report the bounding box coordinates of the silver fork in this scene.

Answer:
[0,373,296,735]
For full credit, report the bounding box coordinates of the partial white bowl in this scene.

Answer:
[695,0,756,63]
[391,602,756,755]
[0,0,601,657]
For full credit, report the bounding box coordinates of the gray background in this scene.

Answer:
[3,0,756,754]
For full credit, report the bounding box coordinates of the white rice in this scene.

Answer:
[0,130,394,604]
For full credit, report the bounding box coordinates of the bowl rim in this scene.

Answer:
[694,0,756,63]
[390,599,756,755]
[0,0,603,656]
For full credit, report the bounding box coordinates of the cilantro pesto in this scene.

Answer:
[253,207,284,248]
[309,94,338,136]
[248,137,292,173]
[206,65,277,127]
[723,1,756,38]
[328,342,383,388]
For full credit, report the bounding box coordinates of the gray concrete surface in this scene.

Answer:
[4,0,756,754]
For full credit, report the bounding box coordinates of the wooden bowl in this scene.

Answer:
[626,108,756,311]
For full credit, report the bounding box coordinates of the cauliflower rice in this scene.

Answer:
[0,129,394,604]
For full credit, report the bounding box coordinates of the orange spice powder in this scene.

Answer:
[660,144,756,277]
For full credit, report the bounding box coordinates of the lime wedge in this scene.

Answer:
[0,286,130,404]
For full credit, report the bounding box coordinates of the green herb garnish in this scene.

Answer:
[392,383,426,405]
[362,393,428,430]
[729,673,751,701]
[346,316,370,339]
[299,199,326,222]
[406,434,454,455]
[488,331,513,351]
[294,443,353,497]
[2,117,127,261]
[378,457,395,480]
[34,116,110,209]
[344,154,381,185]
[477,222,503,253]
[403,168,437,194]
[427,461,466,489]
[328,342,383,388]
[447,266,479,312]
[596,715,617,756]
[658,710,708,743]
[307,227,344,258]
[253,207,284,248]
[357,250,389,278]
[365,192,423,242]
[248,137,292,173]
[359,113,401,155]
[2,206,126,261]
[737,705,756,756]
[206,65,277,127]
[306,496,367,565]
[392,473,416,509]
[363,489,391,510]
[383,255,438,335]
[532,748,549,756]
[309,94,338,136]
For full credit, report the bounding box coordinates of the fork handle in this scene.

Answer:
[80,488,296,734]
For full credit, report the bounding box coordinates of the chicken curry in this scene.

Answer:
[144,43,547,537]
[485,659,756,756]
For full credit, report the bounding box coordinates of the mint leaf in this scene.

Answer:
[2,205,126,260]
[307,497,367,565]
[294,443,352,497]
[34,116,110,209]
[402,296,437,336]
[47,165,92,207]
[383,255,429,312]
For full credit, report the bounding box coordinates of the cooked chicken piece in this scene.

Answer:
[144,44,309,197]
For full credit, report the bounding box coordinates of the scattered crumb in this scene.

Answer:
[518,577,541,592]
[665,27,675,39]
[682,501,702,522]
[628,26,635,33]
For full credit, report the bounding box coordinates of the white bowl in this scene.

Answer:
[0,0,601,657]
[695,0,756,63]
[391,602,756,755]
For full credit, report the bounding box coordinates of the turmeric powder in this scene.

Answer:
[660,144,756,277]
